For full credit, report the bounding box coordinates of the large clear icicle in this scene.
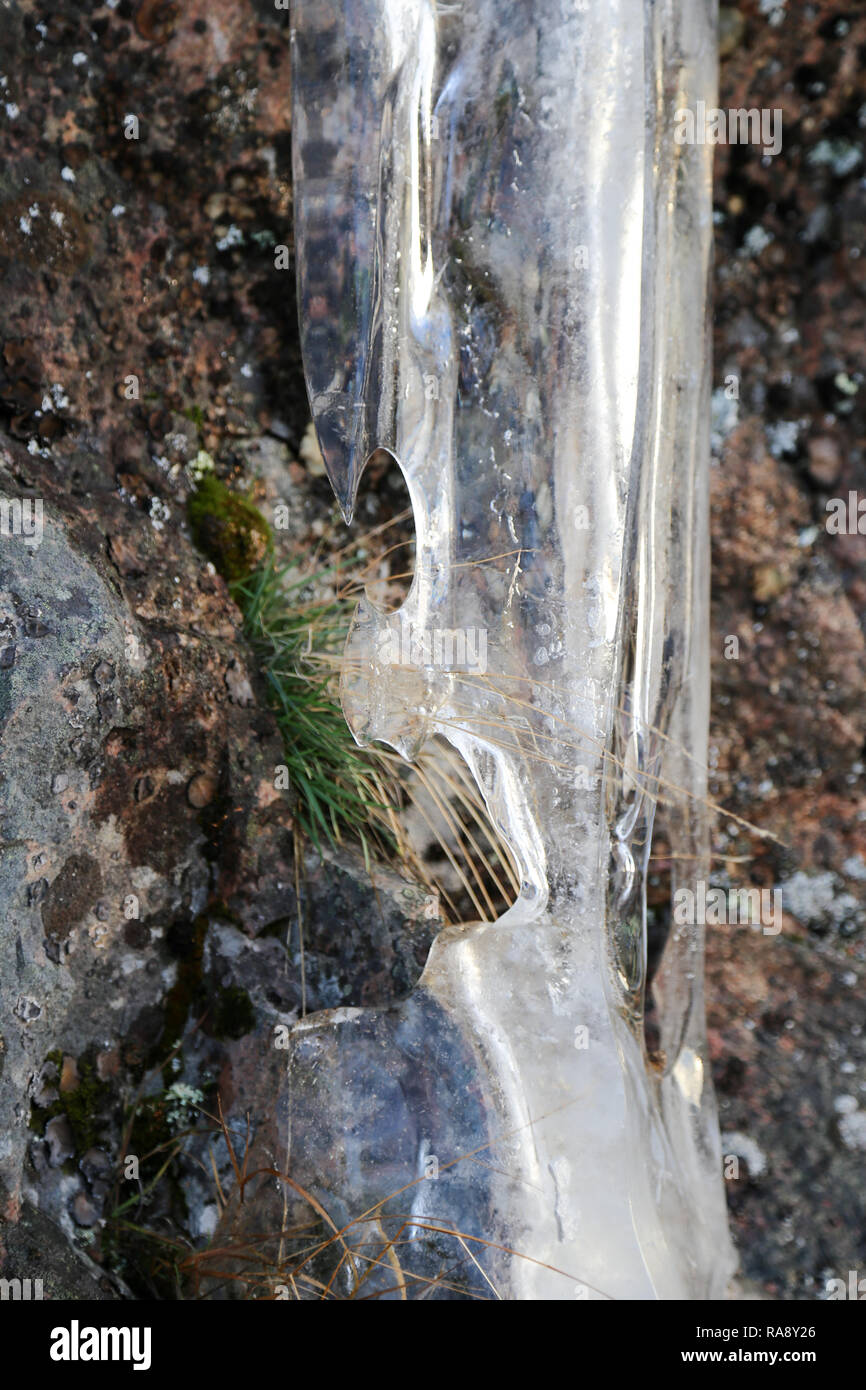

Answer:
[289,0,736,1298]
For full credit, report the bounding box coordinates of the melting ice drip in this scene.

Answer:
[288,0,736,1298]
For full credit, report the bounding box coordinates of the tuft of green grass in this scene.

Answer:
[231,555,403,859]
[187,473,517,915]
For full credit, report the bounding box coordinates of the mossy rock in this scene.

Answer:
[209,984,256,1040]
[187,474,271,583]
[29,1049,114,1153]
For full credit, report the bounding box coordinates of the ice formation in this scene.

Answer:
[289,0,736,1299]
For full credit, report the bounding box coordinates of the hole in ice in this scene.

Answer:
[347,447,415,612]
[397,734,520,927]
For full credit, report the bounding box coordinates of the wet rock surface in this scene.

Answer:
[0,0,862,1298]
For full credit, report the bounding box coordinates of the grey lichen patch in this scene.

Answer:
[778,869,865,937]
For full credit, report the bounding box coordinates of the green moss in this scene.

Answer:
[160,916,208,1083]
[126,1095,174,1163]
[494,84,515,131]
[209,985,255,1040]
[29,1049,113,1153]
[160,917,255,1059]
[187,473,272,583]
[107,1089,193,1301]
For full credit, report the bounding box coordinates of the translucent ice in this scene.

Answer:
[289,0,736,1298]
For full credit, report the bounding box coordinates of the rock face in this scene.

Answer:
[0,439,294,1278]
[0,0,306,1293]
[0,1200,122,1300]
[705,3,866,1298]
[0,438,436,1294]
